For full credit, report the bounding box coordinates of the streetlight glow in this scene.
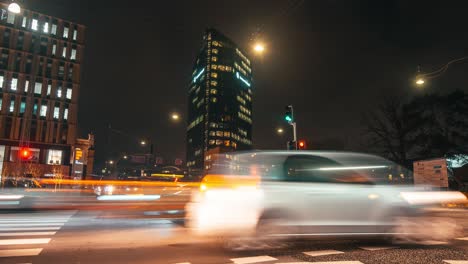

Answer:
[171,113,180,121]
[140,140,147,146]
[8,2,21,14]
[253,43,265,54]
[108,160,114,165]
[416,78,425,85]
[277,128,284,134]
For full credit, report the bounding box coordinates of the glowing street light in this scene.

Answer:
[415,78,425,86]
[8,1,21,14]
[171,113,180,121]
[277,128,284,134]
[108,160,114,165]
[253,43,265,54]
[123,155,128,160]
[140,140,147,146]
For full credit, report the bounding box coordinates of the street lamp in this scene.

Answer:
[253,42,265,54]
[415,56,468,86]
[140,140,147,146]
[171,113,180,121]
[108,160,114,165]
[8,1,21,14]
[277,128,284,134]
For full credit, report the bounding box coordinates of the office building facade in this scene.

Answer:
[186,28,253,175]
[0,3,86,181]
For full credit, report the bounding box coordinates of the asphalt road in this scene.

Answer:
[0,207,467,264]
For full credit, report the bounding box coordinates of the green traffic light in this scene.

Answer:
[285,116,292,122]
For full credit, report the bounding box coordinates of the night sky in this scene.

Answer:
[25,0,468,168]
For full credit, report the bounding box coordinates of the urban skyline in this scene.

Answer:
[13,0,468,169]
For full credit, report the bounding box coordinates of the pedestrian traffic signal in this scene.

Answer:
[285,105,293,123]
[298,140,307,150]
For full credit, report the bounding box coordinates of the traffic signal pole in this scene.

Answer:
[285,105,298,150]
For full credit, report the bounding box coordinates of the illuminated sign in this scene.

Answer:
[75,148,83,160]
[236,72,251,87]
[193,68,205,83]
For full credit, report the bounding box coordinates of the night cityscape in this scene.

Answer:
[0,0,467,263]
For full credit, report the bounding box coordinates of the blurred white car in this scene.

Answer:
[186,151,465,244]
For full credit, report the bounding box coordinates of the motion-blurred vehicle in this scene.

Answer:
[186,151,466,246]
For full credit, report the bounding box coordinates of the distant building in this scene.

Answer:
[0,3,87,182]
[186,28,253,176]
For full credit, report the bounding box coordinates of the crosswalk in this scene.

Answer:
[0,211,75,260]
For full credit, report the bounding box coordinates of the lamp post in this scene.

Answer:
[415,56,468,87]
[8,1,21,14]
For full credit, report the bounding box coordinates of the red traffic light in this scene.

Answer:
[19,148,32,160]
[298,140,307,150]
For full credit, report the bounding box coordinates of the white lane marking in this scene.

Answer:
[0,227,61,231]
[308,262,364,264]
[420,240,449,245]
[456,237,468,241]
[0,238,51,246]
[303,250,345,257]
[0,232,56,236]
[0,223,64,227]
[359,246,398,251]
[0,219,69,223]
[444,261,468,264]
[0,195,24,199]
[230,255,278,264]
[0,248,43,257]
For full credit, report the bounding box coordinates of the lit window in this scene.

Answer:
[211,65,217,70]
[62,47,67,58]
[34,82,42,94]
[211,56,217,62]
[40,105,47,117]
[224,140,230,146]
[47,84,51,95]
[224,132,230,137]
[11,78,18,91]
[21,17,27,27]
[211,97,217,103]
[0,76,3,88]
[210,80,217,86]
[216,140,222,145]
[209,131,215,136]
[73,29,77,40]
[31,19,38,31]
[63,27,69,38]
[53,106,59,119]
[47,150,63,165]
[66,88,72,99]
[71,49,76,60]
[210,89,217,94]
[209,140,215,145]
[57,88,62,98]
[211,72,218,78]
[52,44,57,55]
[25,80,29,92]
[212,49,218,54]
[43,22,49,33]
[216,131,223,136]
[7,13,15,24]
[20,102,26,113]
[51,24,57,35]
[9,100,14,112]
[212,41,219,46]
[63,108,68,120]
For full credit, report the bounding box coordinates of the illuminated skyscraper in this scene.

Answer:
[186,28,253,176]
